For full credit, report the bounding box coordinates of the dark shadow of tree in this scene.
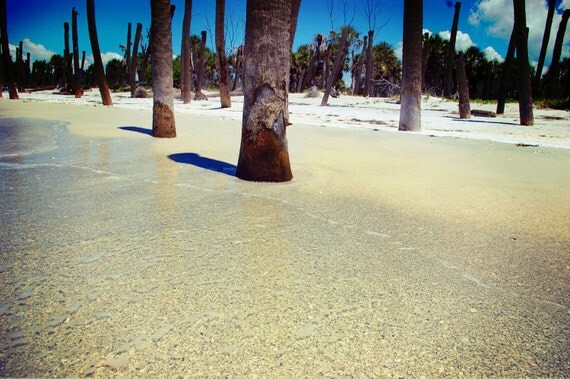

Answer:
[169,153,236,176]
[119,126,153,136]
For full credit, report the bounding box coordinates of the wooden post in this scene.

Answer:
[457,54,470,119]
[86,0,112,105]
[71,7,82,98]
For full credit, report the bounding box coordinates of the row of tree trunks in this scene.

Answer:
[86,0,112,105]
[180,0,192,104]
[195,30,207,97]
[321,27,348,106]
[215,0,231,108]
[546,9,570,99]
[0,0,18,99]
[533,0,556,93]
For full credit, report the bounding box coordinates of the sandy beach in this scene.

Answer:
[1,91,569,377]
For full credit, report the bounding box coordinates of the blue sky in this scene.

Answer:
[5,0,570,70]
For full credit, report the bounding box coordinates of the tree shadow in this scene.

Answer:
[119,126,153,136]
[445,116,518,126]
[169,153,236,176]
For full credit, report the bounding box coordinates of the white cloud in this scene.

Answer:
[84,52,124,68]
[483,46,503,62]
[395,41,403,61]
[422,28,433,37]
[8,38,56,62]
[438,30,477,52]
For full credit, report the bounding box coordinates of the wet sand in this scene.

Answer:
[1,99,569,377]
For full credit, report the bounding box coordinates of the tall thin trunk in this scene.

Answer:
[513,0,533,125]
[126,22,132,79]
[151,0,176,138]
[444,1,461,98]
[64,22,72,91]
[421,32,430,91]
[497,24,516,114]
[236,0,297,182]
[72,7,82,98]
[534,0,556,93]
[0,0,18,99]
[86,0,112,105]
[130,23,142,97]
[546,9,570,99]
[80,50,85,71]
[322,27,348,106]
[301,35,322,91]
[180,0,192,103]
[354,35,367,95]
[364,29,374,96]
[196,30,207,94]
[216,0,231,108]
[399,0,423,132]
[457,54,470,119]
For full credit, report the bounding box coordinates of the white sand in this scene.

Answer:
[0,91,569,377]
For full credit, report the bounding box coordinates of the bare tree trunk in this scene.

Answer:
[322,27,348,106]
[216,0,231,108]
[0,0,18,99]
[443,1,461,98]
[151,0,176,138]
[236,0,297,182]
[64,22,72,91]
[534,0,556,94]
[422,32,430,91]
[457,54,470,119]
[180,0,192,103]
[195,30,207,96]
[399,0,423,132]
[86,0,112,105]
[513,0,533,125]
[497,24,516,114]
[130,23,142,97]
[546,9,570,99]
[81,51,86,72]
[364,29,374,96]
[301,35,322,91]
[72,7,82,98]
[126,22,132,80]
[353,35,367,95]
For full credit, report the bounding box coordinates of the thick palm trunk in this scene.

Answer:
[364,30,374,96]
[71,7,82,98]
[322,28,348,106]
[496,24,516,114]
[513,0,533,125]
[534,0,556,93]
[443,1,461,98]
[399,0,423,132]
[0,0,18,99]
[130,23,142,97]
[546,10,570,99]
[151,0,176,138]
[86,0,112,106]
[180,0,192,104]
[236,0,296,182]
[215,0,231,108]
[457,54,470,119]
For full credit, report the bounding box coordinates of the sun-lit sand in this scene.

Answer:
[1,90,569,377]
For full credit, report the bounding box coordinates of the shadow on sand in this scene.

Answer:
[119,126,153,136]
[169,153,236,176]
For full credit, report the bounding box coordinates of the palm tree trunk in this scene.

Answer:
[216,0,231,108]
[546,9,570,99]
[457,54,470,119]
[151,0,176,138]
[513,0,533,125]
[86,0,112,106]
[496,24,516,114]
[0,0,18,99]
[130,23,142,97]
[64,22,72,91]
[236,0,296,182]
[72,7,82,98]
[399,0,423,131]
[322,27,348,106]
[180,0,192,103]
[126,22,132,81]
[533,0,556,94]
[443,1,461,98]
[196,30,207,94]
[353,35,367,95]
[364,30,374,96]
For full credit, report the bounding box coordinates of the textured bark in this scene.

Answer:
[180,0,192,103]
[126,22,132,79]
[364,30,374,97]
[443,1,461,98]
[290,0,301,51]
[64,22,72,91]
[322,28,348,106]
[151,0,176,138]
[301,35,322,91]
[216,0,231,108]
[534,0,555,92]
[496,24,516,114]
[86,0,112,106]
[72,7,82,98]
[421,32,429,91]
[457,54,470,119]
[513,0,533,125]
[0,0,18,99]
[353,36,367,95]
[130,23,142,97]
[399,0,423,132]
[236,0,296,182]
[546,10,570,99]
[196,30,207,94]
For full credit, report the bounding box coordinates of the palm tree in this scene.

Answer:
[399,0,423,132]
[0,0,18,99]
[215,0,231,108]
[457,54,470,118]
[150,0,176,137]
[546,9,570,99]
[513,0,533,125]
[180,0,192,103]
[497,24,516,114]
[86,0,112,105]
[443,1,461,98]
[534,0,556,93]
[322,27,349,105]
[236,0,298,182]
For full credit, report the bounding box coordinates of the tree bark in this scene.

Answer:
[180,0,192,103]
[533,0,555,93]
[236,0,296,182]
[301,35,322,91]
[353,35,367,95]
[151,0,176,138]
[0,0,18,99]
[321,27,348,106]
[126,22,132,80]
[64,22,72,91]
[71,7,82,98]
[216,0,231,108]
[196,30,207,94]
[496,24,516,114]
[513,0,533,125]
[457,54,470,119]
[130,23,142,97]
[364,29,374,96]
[399,0,423,132]
[546,9,570,99]
[443,1,461,98]
[422,32,430,91]
[86,0,112,105]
